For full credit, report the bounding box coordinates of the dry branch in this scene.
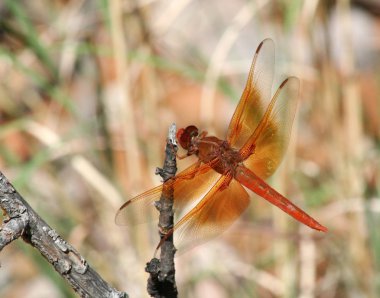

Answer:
[0,171,128,298]
[146,123,178,298]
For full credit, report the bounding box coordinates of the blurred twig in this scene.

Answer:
[200,0,269,127]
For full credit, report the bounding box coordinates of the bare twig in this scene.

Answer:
[0,171,128,298]
[146,123,178,298]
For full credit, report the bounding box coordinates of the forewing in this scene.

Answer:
[172,163,221,212]
[241,77,300,179]
[115,184,163,226]
[226,39,275,149]
[173,176,250,252]
[115,162,221,226]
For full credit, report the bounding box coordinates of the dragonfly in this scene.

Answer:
[116,38,327,252]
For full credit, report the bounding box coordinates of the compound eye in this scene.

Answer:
[176,125,198,150]
[185,125,199,138]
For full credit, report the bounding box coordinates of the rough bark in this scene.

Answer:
[0,171,128,298]
[146,123,178,298]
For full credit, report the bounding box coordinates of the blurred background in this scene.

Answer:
[0,0,379,297]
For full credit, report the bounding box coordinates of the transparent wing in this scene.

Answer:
[226,38,275,149]
[115,162,221,226]
[240,77,300,179]
[172,175,250,252]
[115,184,162,226]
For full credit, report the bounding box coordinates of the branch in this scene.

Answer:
[146,123,178,298]
[0,171,128,298]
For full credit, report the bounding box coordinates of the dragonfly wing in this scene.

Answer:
[241,76,300,179]
[115,184,162,226]
[172,162,221,212]
[227,39,275,149]
[115,162,221,226]
[172,175,250,252]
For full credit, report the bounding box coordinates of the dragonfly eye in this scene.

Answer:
[176,125,199,150]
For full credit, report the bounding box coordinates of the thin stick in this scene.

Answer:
[146,123,178,298]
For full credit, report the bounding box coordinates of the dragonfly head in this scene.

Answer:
[176,125,199,150]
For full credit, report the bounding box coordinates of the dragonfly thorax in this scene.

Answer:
[197,136,242,175]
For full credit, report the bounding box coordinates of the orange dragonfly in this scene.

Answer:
[116,39,327,252]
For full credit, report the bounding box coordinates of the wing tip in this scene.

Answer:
[279,76,300,90]
[279,78,289,89]
[118,199,132,211]
[114,200,133,225]
[256,38,274,54]
[256,40,265,54]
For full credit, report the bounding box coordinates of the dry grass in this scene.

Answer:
[0,0,379,297]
